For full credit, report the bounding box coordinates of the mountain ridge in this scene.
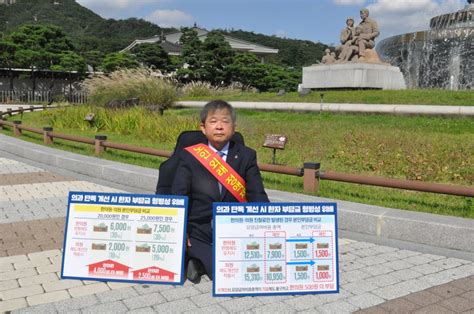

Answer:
[0,0,328,66]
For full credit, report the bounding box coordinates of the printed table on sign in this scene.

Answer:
[213,202,339,297]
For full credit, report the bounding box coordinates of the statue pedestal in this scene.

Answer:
[302,63,406,90]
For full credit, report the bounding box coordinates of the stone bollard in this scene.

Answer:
[95,135,107,156]
[13,120,22,137]
[303,162,321,193]
[43,127,54,145]
[7,108,12,117]
[30,105,35,112]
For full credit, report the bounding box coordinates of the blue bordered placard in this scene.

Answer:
[212,202,339,297]
[61,192,188,285]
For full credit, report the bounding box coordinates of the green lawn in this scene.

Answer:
[181,89,474,106]
[3,106,473,218]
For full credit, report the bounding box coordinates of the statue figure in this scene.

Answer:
[335,18,355,60]
[321,49,336,64]
[338,26,362,62]
[357,8,379,60]
[340,17,355,45]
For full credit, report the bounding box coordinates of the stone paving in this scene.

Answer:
[357,276,474,313]
[0,155,473,313]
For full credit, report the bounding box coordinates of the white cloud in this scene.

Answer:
[76,0,159,18]
[146,9,194,28]
[333,0,366,5]
[77,0,156,10]
[366,0,465,40]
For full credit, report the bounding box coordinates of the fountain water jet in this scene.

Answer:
[377,1,473,90]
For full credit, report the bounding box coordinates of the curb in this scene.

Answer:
[176,101,474,116]
[1,134,472,257]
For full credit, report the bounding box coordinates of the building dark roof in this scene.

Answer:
[120,27,278,56]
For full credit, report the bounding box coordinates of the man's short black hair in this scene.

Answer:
[200,100,236,124]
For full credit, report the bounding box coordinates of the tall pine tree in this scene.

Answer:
[177,27,203,81]
[198,30,234,85]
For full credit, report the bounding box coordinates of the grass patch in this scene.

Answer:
[4,107,473,218]
[181,89,474,106]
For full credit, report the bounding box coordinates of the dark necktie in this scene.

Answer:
[217,151,225,194]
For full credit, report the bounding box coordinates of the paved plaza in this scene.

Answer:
[0,152,473,313]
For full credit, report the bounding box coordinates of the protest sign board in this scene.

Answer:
[61,192,187,285]
[213,202,338,296]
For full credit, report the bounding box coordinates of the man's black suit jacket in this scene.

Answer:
[171,140,269,244]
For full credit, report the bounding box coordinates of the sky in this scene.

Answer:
[75,0,467,46]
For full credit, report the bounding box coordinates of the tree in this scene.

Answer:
[100,52,139,72]
[132,43,170,71]
[176,27,203,82]
[0,40,18,68]
[14,49,45,68]
[5,24,86,71]
[228,53,300,92]
[10,24,74,52]
[198,30,234,85]
[81,50,104,72]
[254,63,300,92]
[51,51,87,72]
[180,28,202,68]
[229,53,266,88]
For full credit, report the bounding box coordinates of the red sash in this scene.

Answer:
[185,143,247,202]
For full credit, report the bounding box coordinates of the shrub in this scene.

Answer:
[40,105,198,142]
[82,68,177,110]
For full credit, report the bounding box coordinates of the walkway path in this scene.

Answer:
[3,102,474,117]
[177,101,474,116]
[0,105,25,112]
[0,152,472,313]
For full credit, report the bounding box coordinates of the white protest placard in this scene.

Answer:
[61,192,188,285]
[213,202,339,296]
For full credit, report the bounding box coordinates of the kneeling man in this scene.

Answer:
[172,100,269,282]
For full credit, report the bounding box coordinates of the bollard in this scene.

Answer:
[319,93,325,113]
[303,162,321,193]
[0,115,4,131]
[7,108,12,117]
[13,120,22,137]
[43,127,54,145]
[95,135,107,155]
[30,105,35,112]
